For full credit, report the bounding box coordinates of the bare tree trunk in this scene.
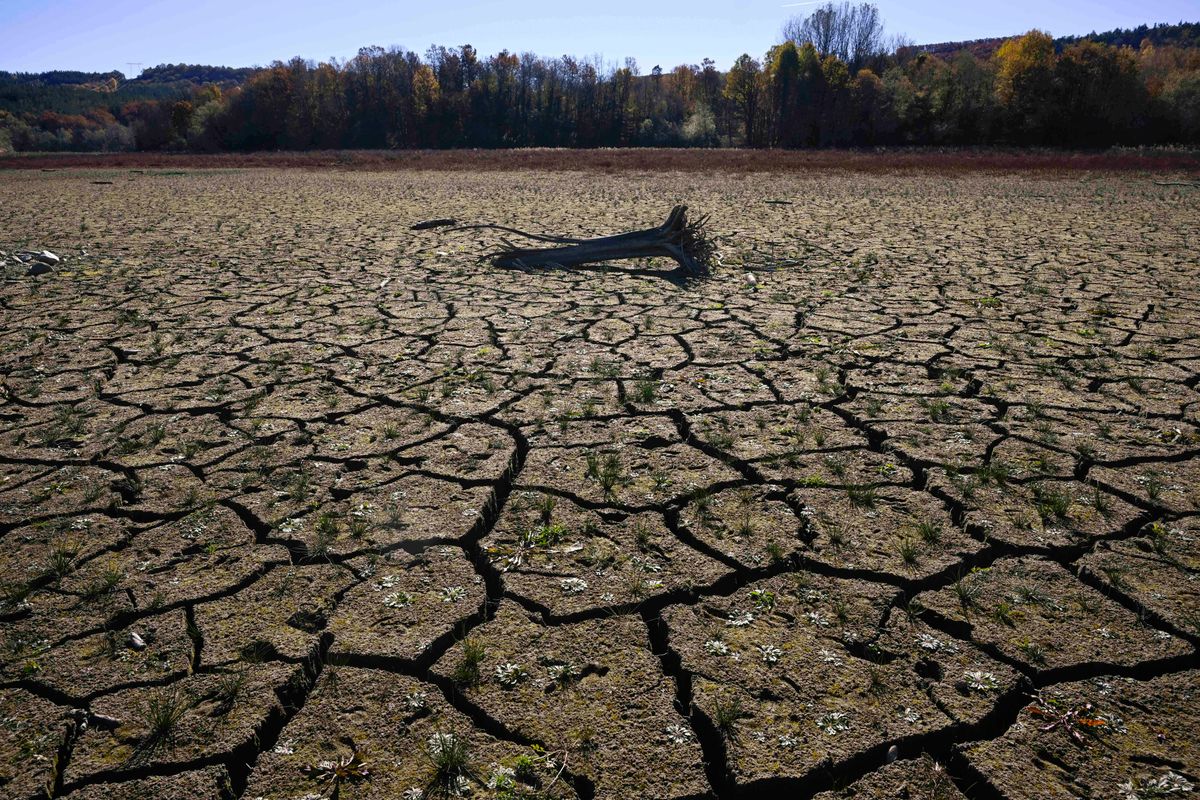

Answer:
[490,205,716,276]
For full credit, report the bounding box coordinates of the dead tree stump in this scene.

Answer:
[490,205,716,276]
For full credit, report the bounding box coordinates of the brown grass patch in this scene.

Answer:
[3,146,1198,175]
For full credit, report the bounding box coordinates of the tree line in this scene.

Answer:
[2,5,1198,152]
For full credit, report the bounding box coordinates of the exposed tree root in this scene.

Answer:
[448,205,718,277]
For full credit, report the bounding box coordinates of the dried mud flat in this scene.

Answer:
[0,166,1197,800]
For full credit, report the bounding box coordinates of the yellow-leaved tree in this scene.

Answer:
[993,30,1055,140]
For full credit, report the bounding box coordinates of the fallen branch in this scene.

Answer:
[486,205,717,277]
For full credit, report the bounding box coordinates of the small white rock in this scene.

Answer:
[743,272,758,288]
[886,744,899,763]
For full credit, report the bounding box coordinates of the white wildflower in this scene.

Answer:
[439,586,466,603]
[759,644,782,664]
[726,610,756,627]
[546,662,576,682]
[383,591,413,608]
[665,723,694,745]
[816,712,850,735]
[560,577,588,594]
[917,632,944,651]
[487,765,516,790]
[495,662,527,687]
[1120,771,1194,800]
[964,670,999,692]
[426,732,458,757]
[704,639,731,656]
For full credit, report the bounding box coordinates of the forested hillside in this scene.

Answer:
[917,20,1200,61]
[1,6,1197,152]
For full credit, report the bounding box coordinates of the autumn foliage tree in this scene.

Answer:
[994,30,1056,141]
[724,54,762,145]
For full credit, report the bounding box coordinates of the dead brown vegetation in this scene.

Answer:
[3,146,1200,175]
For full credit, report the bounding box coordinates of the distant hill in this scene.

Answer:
[0,70,125,86]
[0,80,183,116]
[911,37,1007,61]
[131,63,257,84]
[1057,20,1199,49]
[916,20,1199,60]
[0,63,257,117]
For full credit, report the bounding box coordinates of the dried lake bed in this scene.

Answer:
[0,165,1197,799]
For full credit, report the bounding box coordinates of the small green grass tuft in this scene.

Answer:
[139,688,191,751]
[426,732,472,797]
[712,695,745,739]
[452,638,487,688]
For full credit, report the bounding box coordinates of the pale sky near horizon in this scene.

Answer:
[2,0,1197,75]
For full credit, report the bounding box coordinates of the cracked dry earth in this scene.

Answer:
[0,166,1198,800]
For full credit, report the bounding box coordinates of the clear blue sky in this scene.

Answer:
[2,0,1196,75]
